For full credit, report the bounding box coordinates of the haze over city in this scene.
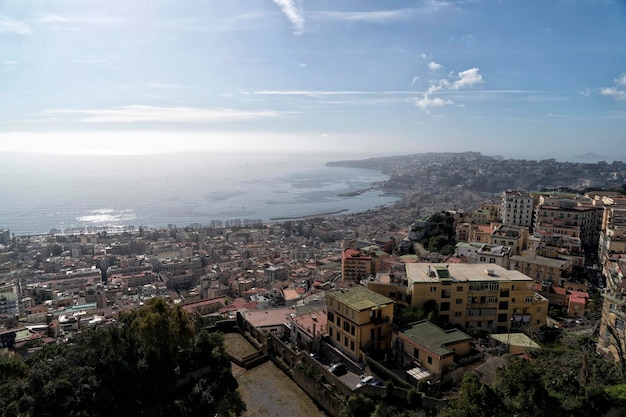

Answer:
[1,0,625,160]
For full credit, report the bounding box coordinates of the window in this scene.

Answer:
[350,341,355,351]
[329,328,333,337]
[457,286,463,292]
[427,356,433,365]
[337,317,341,326]
[344,322,350,331]
[454,311,462,317]
[351,325,355,336]
[430,286,437,293]
[344,336,349,347]
[328,312,334,322]
[616,318,625,331]
[441,289,451,299]
[440,302,450,311]
[413,348,420,359]
[456,298,463,305]
[525,296,533,303]
[336,332,340,341]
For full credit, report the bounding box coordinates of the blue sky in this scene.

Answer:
[1,0,625,160]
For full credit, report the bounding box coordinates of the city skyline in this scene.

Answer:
[1,0,625,160]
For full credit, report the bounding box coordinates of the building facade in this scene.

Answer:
[326,285,394,361]
[502,190,534,229]
[369,263,547,332]
[341,248,373,282]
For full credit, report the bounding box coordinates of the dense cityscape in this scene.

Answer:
[2,152,626,416]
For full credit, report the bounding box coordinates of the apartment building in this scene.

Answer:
[393,320,473,381]
[326,285,394,361]
[455,242,511,269]
[489,224,529,255]
[596,291,626,363]
[534,194,604,249]
[341,248,373,282]
[502,190,534,229]
[510,251,576,285]
[368,263,547,332]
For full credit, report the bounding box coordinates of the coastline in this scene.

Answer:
[269,209,350,221]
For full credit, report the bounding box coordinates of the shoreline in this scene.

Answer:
[269,209,349,221]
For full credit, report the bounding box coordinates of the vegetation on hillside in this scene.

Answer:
[0,299,245,417]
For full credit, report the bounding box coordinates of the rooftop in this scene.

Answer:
[327,285,393,311]
[406,263,533,284]
[399,320,472,358]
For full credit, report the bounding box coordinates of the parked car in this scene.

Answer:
[328,363,347,376]
[356,375,379,388]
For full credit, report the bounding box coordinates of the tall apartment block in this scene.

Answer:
[502,191,534,229]
[326,285,394,361]
[341,248,373,282]
[368,263,548,332]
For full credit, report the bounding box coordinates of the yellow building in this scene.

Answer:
[393,320,473,381]
[326,285,394,361]
[369,263,548,332]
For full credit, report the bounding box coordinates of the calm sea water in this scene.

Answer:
[0,152,399,236]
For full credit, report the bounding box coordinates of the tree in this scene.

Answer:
[1,299,245,417]
[494,358,556,417]
[439,373,506,417]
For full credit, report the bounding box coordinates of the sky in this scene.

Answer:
[1,0,625,160]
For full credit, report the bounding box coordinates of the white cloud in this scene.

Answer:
[43,106,284,123]
[601,87,626,101]
[453,68,483,89]
[273,0,305,35]
[419,53,428,59]
[310,1,458,24]
[426,67,483,93]
[413,94,453,113]
[311,9,414,23]
[428,61,442,71]
[0,16,32,34]
[600,73,626,101]
[580,88,591,97]
[410,76,419,87]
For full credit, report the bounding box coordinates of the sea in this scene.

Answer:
[0,151,400,236]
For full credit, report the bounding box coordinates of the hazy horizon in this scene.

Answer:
[0,1,625,159]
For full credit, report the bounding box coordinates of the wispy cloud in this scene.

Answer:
[310,1,457,23]
[428,61,442,71]
[428,67,484,93]
[42,106,285,123]
[0,16,32,34]
[311,8,416,23]
[601,87,626,101]
[600,72,626,101]
[273,0,305,35]
[413,95,453,113]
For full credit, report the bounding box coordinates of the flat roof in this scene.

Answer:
[510,254,572,268]
[243,307,293,328]
[406,263,533,284]
[327,285,393,311]
[400,320,472,357]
